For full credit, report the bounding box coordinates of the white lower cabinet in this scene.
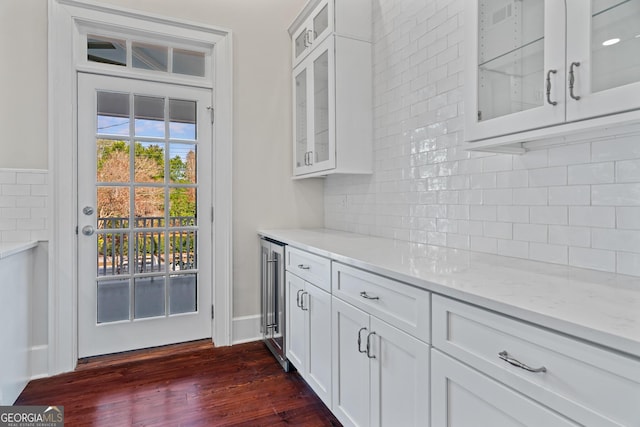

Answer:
[285,272,332,407]
[331,296,430,427]
[431,349,579,427]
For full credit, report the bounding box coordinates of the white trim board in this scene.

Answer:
[232,315,262,345]
[48,0,233,375]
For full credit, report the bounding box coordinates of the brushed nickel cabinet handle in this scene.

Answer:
[297,264,310,270]
[569,62,581,101]
[300,291,309,311]
[366,332,377,359]
[546,69,557,105]
[357,327,368,354]
[498,351,547,373]
[296,289,304,308]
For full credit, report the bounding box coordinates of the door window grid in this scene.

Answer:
[95,90,199,323]
[87,34,206,78]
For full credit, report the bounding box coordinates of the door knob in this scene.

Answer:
[82,206,94,215]
[81,225,95,236]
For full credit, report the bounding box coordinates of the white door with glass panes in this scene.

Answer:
[77,73,213,358]
[293,36,336,176]
[465,0,566,141]
[565,0,640,121]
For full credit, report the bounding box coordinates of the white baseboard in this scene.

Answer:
[232,314,262,345]
[30,345,49,380]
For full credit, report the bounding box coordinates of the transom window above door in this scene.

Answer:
[84,33,207,78]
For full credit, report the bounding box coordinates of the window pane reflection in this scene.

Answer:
[97,140,130,182]
[134,141,165,183]
[169,99,196,140]
[169,274,197,314]
[173,49,205,77]
[132,42,168,72]
[135,95,165,138]
[88,35,126,67]
[169,143,197,184]
[134,276,166,318]
[97,92,129,136]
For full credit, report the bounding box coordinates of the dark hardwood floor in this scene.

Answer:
[16,340,341,426]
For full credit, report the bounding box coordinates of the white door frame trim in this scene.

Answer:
[48,0,233,375]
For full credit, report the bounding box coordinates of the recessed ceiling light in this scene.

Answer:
[602,38,621,46]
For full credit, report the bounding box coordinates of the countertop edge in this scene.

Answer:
[0,241,38,260]
[259,229,640,359]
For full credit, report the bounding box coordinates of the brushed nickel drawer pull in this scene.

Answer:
[297,264,310,270]
[498,351,547,373]
[360,291,379,300]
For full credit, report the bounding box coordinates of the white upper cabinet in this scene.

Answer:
[565,0,640,121]
[289,0,373,178]
[290,0,372,68]
[465,0,640,151]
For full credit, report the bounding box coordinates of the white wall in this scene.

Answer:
[325,0,640,278]
[0,1,48,169]
[0,1,324,330]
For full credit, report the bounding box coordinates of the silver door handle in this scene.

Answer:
[569,62,581,101]
[357,327,368,354]
[81,225,95,236]
[298,264,310,270]
[366,332,376,359]
[300,291,309,311]
[545,69,557,106]
[296,289,304,308]
[360,291,379,300]
[498,351,547,373]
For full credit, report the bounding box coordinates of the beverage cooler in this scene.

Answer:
[260,237,290,371]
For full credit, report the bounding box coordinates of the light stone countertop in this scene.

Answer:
[0,241,37,261]
[259,228,640,358]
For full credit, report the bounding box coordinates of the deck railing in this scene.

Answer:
[96,216,196,276]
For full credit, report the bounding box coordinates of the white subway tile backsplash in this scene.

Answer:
[548,186,590,206]
[497,206,529,223]
[483,155,512,172]
[529,167,567,187]
[470,205,496,221]
[592,229,640,253]
[616,207,640,230]
[497,239,529,259]
[497,170,528,188]
[530,206,568,225]
[592,135,640,162]
[513,224,548,243]
[616,159,640,183]
[568,162,614,185]
[324,0,640,277]
[530,243,568,265]
[549,225,591,247]
[513,188,548,205]
[569,247,616,273]
[617,252,640,277]
[0,169,48,242]
[483,221,512,239]
[470,236,497,254]
[569,206,616,228]
[548,143,590,166]
[592,183,640,206]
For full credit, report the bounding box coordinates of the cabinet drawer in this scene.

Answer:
[332,262,430,343]
[286,247,331,292]
[432,295,640,427]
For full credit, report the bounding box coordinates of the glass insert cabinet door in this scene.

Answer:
[465,0,565,141]
[565,0,640,121]
[292,36,336,176]
[77,72,213,358]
